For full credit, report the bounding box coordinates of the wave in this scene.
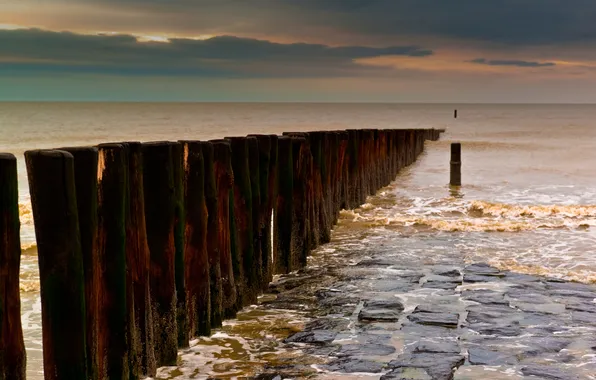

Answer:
[19,201,34,225]
[469,200,596,218]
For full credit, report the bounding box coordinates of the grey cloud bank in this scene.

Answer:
[470,58,557,68]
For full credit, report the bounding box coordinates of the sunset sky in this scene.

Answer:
[1,0,596,102]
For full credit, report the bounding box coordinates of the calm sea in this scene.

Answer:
[2,102,596,378]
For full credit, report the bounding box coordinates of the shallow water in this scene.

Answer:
[3,102,596,378]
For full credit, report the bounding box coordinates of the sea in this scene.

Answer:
[2,102,596,379]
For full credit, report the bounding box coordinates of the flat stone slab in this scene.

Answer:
[388,353,464,379]
[359,299,405,322]
[412,341,460,354]
[284,330,337,344]
[422,281,460,290]
[381,367,432,380]
[324,357,385,373]
[464,263,502,275]
[337,343,396,357]
[467,347,518,365]
[521,365,582,379]
[408,312,459,328]
[461,290,509,306]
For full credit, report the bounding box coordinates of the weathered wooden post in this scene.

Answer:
[288,135,308,269]
[211,139,237,318]
[338,131,349,210]
[307,131,327,245]
[59,146,100,380]
[181,141,211,337]
[142,142,178,367]
[247,134,274,290]
[274,136,294,274]
[122,142,156,377]
[0,154,26,380]
[96,143,130,378]
[247,137,263,289]
[454,109,458,119]
[171,143,188,347]
[26,150,88,380]
[450,142,462,186]
[225,136,256,307]
[266,135,278,285]
[200,142,223,328]
[347,130,361,209]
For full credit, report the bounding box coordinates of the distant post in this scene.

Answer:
[450,142,461,186]
[454,109,458,118]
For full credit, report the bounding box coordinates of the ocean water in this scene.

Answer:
[2,102,596,378]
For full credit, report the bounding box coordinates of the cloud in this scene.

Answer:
[6,0,596,48]
[0,28,433,77]
[470,58,556,68]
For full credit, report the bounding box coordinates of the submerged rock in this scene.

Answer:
[381,367,432,380]
[284,330,337,344]
[412,341,460,354]
[521,365,581,379]
[388,353,464,380]
[359,299,405,322]
[324,357,385,373]
[467,347,518,365]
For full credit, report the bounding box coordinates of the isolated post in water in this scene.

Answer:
[200,142,223,328]
[0,154,26,380]
[142,142,178,367]
[181,141,211,337]
[96,143,130,378]
[454,109,458,118]
[121,142,156,378]
[25,150,87,380]
[450,142,462,186]
[59,146,100,380]
[211,140,237,318]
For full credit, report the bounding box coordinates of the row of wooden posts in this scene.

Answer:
[0,128,443,380]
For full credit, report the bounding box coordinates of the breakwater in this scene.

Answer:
[1,128,442,379]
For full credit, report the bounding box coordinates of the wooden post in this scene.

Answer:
[450,142,462,186]
[181,141,211,337]
[338,131,349,210]
[96,143,129,378]
[225,136,256,307]
[210,140,237,318]
[122,142,156,378]
[59,146,100,380]
[200,142,223,328]
[274,136,293,274]
[0,153,26,380]
[454,109,458,119]
[307,131,327,245]
[289,136,308,269]
[171,143,188,348]
[142,142,178,367]
[247,134,273,290]
[346,130,360,209]
[247,137,263,290]
[25,150,88,380]
[266,135,278,286]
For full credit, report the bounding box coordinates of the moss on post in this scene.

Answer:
[0,153,26,380]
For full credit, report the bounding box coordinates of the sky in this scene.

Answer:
[1,0,596,102]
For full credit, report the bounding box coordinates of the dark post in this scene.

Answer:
[181,141,211,337]
[171,143,188,348]
[289,136,309,269]
[450,142,462,186]
[96,143,129,378]
[122,142,156,377]
[247,137,263,290]
[142,142,178,367]
[211,140,237,318]
[25,150,87,380]
[225,136,256,307]
[0,154,26,380]
[308,131,327,245]
[59,146,100,380]
[201,142,223,328]
[274,136,294,274]
[454,109,458,118]
[247,134,273,290]
[266,135,278,285]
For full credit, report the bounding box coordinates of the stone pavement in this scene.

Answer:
[259,256,596,379]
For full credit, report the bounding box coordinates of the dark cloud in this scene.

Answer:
[0,28,432,77]
[470,58,556,68]
[27,0,596,47]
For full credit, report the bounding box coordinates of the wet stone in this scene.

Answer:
[564,299,596,313]
[549,288,596,300]
[304,317,350,332]
[467,347,518,365]
[461,290,509,306]
[522,336,572,357]
[521,365,581,379]
[408,312,459,328]
[422,281,460,290]
[506,288,553,304]
[571,311,596,325]
[463,274,503,283]
[324,357,385,373]
[284,330,337,344]
[356,259,401,267]
[381,367,432,380]
[372,280,420,293]
[358,299,404,322]
[466,305,521,324]
[502,271,542,282]
[434,269,461,277]
[388,353,464,380]
[412,341,460,354]
[337,343,396,357]
[464,263,502,275]
[469,323,521,337]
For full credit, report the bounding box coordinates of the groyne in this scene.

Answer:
[1,128,442,379]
